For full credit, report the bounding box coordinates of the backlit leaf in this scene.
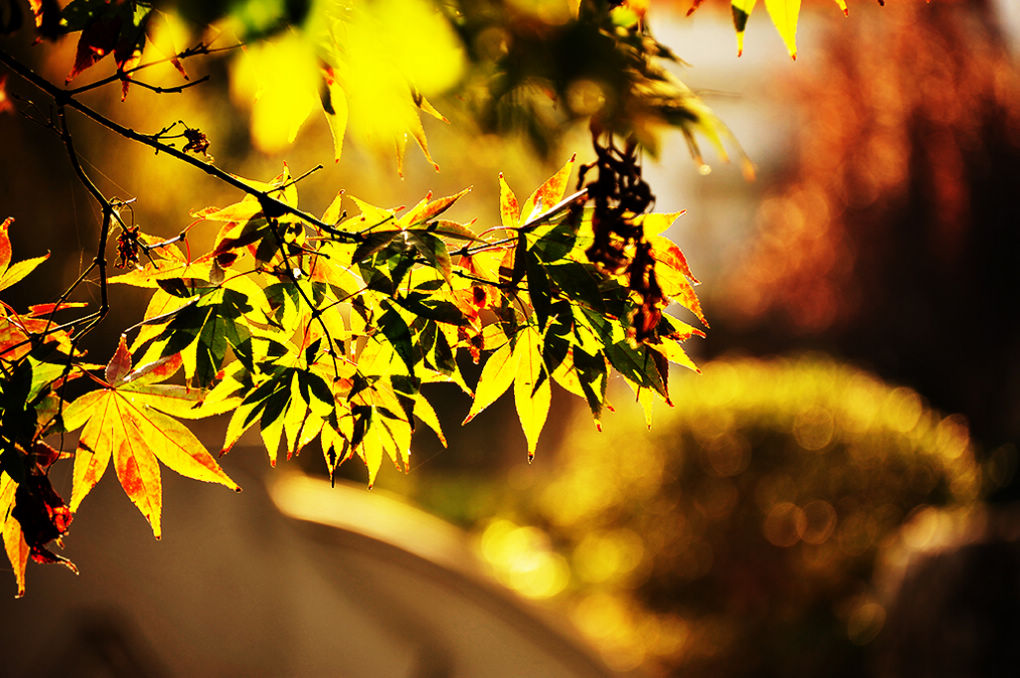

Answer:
[764,0,801,60]
[463,341,517,424]
[520,154,576,226]
[731,0,757,57]
[0,472,28,598]
[63,337,240,538]
[513,326,550,460]
[0,217,49,292]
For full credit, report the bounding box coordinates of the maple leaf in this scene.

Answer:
[63,337,241,539]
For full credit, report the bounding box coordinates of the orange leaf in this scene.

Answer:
[0,217,49,292]
[520,154,576,226]
[63,338,240,538]
[498,173,520,232]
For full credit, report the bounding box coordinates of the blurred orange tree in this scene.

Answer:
[0,0,884,597]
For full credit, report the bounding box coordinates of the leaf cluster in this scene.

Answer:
[0,0,888,597]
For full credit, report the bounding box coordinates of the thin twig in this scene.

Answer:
[0,49,361,244]
[65,42,241,96]
[124,74,210,95]
[267,219,341,378]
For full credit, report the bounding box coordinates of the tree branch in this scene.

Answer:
[0,49,361,243]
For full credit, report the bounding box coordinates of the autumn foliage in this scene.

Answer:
[0,0,885,596]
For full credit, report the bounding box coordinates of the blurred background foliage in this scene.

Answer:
[1,0,1018,675]
[409,356,987,675]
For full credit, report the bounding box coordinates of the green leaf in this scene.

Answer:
[420,220,481,242]
[546,262,604,313]
[351,230,401,265]
[406,231,452,283]
[573,348,608,421]
[378,302,416,375]
[531,221,576,262]
[525,251,552,331]
[605,341,667,397]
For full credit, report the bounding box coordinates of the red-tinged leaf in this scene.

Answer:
[63,342,240,538]
[0,216,50,292]
[651,235,701,285]
[0,76,12,115]
[26,301,89,317]
[520,154,576,226]
[402,187,472,226]
[415,92,448,124]
[687,0,708,16]
[115,432,162,537]
[119,353,183,388]
[105,335,133,385]
[498,173,519,231]
[13,472,76,569]
[655,261,708,328]
[0,216,12,270]
[66,13,122,83]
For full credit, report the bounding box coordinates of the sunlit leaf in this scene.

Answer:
[520,154,576,226]
[463,341,516,424]
[513,326,550,460]
[63,338,240,538]
[764,0,801,60]
[0,217,49,292]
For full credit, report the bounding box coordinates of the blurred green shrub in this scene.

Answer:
[442,356,983,676]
